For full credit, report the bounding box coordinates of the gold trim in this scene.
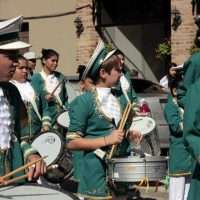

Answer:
[67,132,82,140]
[42,116,51,121]
[169,172,192,177]
[76,193,112,200]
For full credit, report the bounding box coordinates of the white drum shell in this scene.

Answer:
[108,156,167,182]
[32,132,63,166]
[0,184,79,200]
[56,111,70,128]
[130,117,160,156]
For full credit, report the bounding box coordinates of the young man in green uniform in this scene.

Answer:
[66,41,142,199]
[175,52,200,200]
[0,16,46,183]
[164,75,194,200]
[10,55,51,142]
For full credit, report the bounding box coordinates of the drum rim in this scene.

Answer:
[131,116,156,136]
[56,110,70,129]
[108,155,168,162]
[0,183,80,200]
[31,129,65,165]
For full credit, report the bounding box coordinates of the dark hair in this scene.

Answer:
[114,49,125,57]
[0,50,19,62]
[77,65,86,80]
[16,54,26,61]
[41,48,59,65]
[94,54,121,83]
[168,74,182,96]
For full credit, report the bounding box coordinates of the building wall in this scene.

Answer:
[0,0,77,75]
[171,0,197,64]
[75,0,99,67]
[1,0,196,77]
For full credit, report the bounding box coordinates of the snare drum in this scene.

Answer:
[31,131,73,183]
[56,111,70,129]
[108,155,167,183]
[0,184,79,200]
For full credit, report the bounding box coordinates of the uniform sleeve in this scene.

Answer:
[183,79,200,163]
[177,54,200,108]
[164,95,182,137]
[31,73,48,96]
[31,74,51,126]
[67,94,91,141]
[40,93,52,127]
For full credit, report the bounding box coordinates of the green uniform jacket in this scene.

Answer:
[0,82,37,179]
[31,71,68,125]
[20,87,51,142]
[164,95,194,176]
[67,89,130,198]
[177,52,200,108]
[183,78,200,200]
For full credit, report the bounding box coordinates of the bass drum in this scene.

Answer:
[0,184,79,200]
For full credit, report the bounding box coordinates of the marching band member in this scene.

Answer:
[66,41,142,199]
[0,16,46,183]
[31,48,68,129]
[175,52,200,199]
[23,51,38,77]
[10,55,51,142]
[114,49,138,103]
[77,64,94,92]
[164,75,194,200]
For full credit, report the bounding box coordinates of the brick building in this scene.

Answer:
[0,0,198,81]
[77,0,199,81]
[171,0,197,65]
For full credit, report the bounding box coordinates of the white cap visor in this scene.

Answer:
[0,41,31,50]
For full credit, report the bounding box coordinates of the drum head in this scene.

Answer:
[32,132,63,166]
[130,116,156,135]
[57,111,70,128]
[0,184,79,200]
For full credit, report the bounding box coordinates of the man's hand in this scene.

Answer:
[26,154,46,181]
[105,129,124,145]
[0,177,5,184]
[128,129,143,145]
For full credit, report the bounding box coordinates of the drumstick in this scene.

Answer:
[108,102,132,159]
[0,174,28,186]
[0,163,56,187]
[2,156,47,180]
[50,79,65,96]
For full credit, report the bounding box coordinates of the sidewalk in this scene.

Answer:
[139,185,168,200]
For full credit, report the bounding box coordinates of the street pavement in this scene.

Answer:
[139,185,168,200]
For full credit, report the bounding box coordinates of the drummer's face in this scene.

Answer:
[0,52,16,82]
[13,58,28,82]
[117,54,125,69]
[102,65,122,87]
[43,55,58,72]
